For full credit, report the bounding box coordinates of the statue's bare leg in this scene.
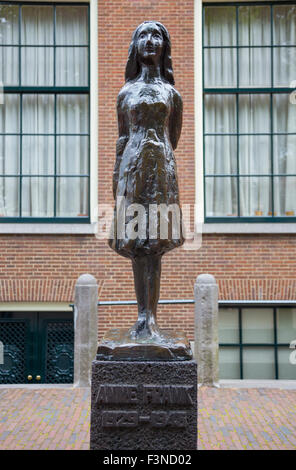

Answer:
[129,254,162,339]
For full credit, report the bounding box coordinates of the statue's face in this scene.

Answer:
[136,23,164,64]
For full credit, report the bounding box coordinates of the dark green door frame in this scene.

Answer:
[0,311,74,384]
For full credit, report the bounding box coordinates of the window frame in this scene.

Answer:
[202,1,296,223]
[219,302,296,379]
[0,1,91,223]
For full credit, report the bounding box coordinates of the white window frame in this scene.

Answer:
[195,0,296,233]
[0,0,98,234]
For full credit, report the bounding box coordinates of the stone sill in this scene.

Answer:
[0,384,76,389]
[0,223,97,235]
[202,223,296,234]
[220,379,296,390]
[0,222,295,235]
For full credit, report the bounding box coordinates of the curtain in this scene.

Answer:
[0,5,19,216]
[273,5,296,217]
[204,4,296,218]
[0,5,88,218]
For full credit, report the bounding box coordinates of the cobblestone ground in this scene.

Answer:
[198,387,296,450]
[0,387,295,450]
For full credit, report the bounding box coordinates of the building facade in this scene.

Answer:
[0,0,295,383]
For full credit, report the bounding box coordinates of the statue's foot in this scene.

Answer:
[128,317,161,341]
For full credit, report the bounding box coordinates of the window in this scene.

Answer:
[203,2,296,222]
[219,306,296,379]
[0,2,90,222]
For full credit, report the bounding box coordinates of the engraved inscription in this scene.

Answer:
[151,411,187,428]
[143,385,193,405]
[102,411,187,428]
[96,384,194,406]
[102,411,138,428]
[96,385,139,405]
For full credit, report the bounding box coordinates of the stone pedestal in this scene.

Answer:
[90,360,197,450]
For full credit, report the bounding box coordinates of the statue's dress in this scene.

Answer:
[109,88,184,259]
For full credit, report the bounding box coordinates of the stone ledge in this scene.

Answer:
[220,379,296,390]
[0,223,97,235]
[202,223,296,234]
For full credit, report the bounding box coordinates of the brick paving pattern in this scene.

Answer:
[0,387,295,450]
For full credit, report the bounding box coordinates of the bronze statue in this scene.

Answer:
[102,21,191,360]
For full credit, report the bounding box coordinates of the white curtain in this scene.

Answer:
[273,5,296,216]
[0,5,19,216]
[204,4,296,218]
[0,5,88,218]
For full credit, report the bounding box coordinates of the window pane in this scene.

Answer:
[219,308,239,343]
[273,94,296,134]
[57,136,88,175]
[0,177,19,216]
[277,308,296,344]
[273,5,296,46]
[56,177,88,217]
[22,136,54,175]
[21,47,53,86]
[56,95,89,134]
[0,136,19,174]
[21,6,53,45]
[23,95,54,134]
[278,347,296,380]
[242,308,274,343]
[206,177,238,217]
[274,47,296,87]
[239,177,271,217]
[56,47,88,86]
[204,6,236,47]
[204,48,237,88]
[239,6,271,46]
[239,94,270,133]
[0,5,19,44]
[239,136,271,175]
[22,177,54,217]
[274,177,296,217]
[273,135,296,175]
[0,95,20,133]
[219,347,240,379]
[0,5,89,221]
[204,94,236,134]
[239,48,271,87]
[0,47,18,85]
[56,6,88,45]
[243,347,275,379]
[205,136,237,175]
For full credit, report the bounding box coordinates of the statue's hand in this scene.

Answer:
[141,128,164,152]
[116,136,128,156]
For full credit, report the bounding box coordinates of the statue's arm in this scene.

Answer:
[113,91,129,199]
[169,89,183,151]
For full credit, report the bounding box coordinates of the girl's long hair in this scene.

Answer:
[125,21,175,85]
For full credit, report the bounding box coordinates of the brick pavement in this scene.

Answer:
[0,386,295,450]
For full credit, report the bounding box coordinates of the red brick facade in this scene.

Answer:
[0,0,295,340]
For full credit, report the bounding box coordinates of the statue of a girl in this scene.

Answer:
[109,21,186,345]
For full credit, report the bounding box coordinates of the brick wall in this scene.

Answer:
[0,0,295,341]
[0,233,295,339]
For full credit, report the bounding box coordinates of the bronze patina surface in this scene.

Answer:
[96,328,193,361]
[102,21,192,360]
